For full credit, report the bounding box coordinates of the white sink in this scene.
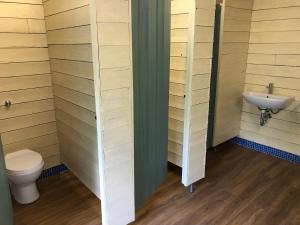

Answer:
[243,92,295,109]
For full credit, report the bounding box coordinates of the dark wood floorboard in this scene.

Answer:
[14,143,300,225]
[132,143,300,225]
[13,172,101,225]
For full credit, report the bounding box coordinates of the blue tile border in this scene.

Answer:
[39,164,68,180]
[231,137,300,164]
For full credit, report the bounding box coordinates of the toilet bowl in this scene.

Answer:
[5,149,44,204]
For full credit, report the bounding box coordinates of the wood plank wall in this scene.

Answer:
[0,0,60,169]
[168,0,190,167]
[240,0,300,156]
[42,0,100,197]
[89,0,135,224]
[182,0,216,186]
[213,0,253,146]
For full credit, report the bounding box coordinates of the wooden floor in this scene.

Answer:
[13,172,101,225]
[14,143,300,225]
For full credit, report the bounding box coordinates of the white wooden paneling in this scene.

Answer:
[0,1,59,169]
[253,0,300,10]
[251,19,300,32]
[182,0,215,186]
[240,0,300,157]
[95,0,129,23]
[0,48,49,63]
[168,0,190,167]
[214,1,253,146]
[0,74,51,92]
[43,0,88,16]
[0,61,50,78]
[4,133,58,154]
[53,85,96,112]
[0,99,54,120]
[48,45,92,62]
[0,111,56,133]
[0,18,28,33]
[89,0,135,224]
[52,72,95,95]
[0,2,44,19]
[0,87,53,104]
[1,122,57,145]
[0,34,47,48]
[252,7,300,21]
[46,6,90,30]
[1,0,42,4]
[47,25,91,45]
[44,0,99,197]
[50,59,93,79]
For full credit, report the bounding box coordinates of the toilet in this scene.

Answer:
[5,149,44,204]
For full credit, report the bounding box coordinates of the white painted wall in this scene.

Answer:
[89,0,135,224]
[213,0,254,146]
[240,0,300,156]
[182,0,216,186]
[168,0,191,167]
[0,0,60,169]
[43,0,100,198]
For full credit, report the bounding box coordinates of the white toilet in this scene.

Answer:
[5,149,44,204]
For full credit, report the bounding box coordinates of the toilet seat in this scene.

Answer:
[5,149,44,176]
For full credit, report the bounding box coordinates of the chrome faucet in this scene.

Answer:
[266,83,274,94]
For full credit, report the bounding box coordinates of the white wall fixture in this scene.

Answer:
[243,92,295,110]
[243,90,295,126]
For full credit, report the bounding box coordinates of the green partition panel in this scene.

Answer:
[0,137,13,225]
[132,0,171,208]
[207,3,222,148]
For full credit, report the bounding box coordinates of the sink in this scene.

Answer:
[243,92,295,109]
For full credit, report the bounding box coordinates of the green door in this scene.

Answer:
[0,137,13,225]
[132,0,171,208]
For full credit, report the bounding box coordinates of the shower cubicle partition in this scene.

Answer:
[132,0,171,208]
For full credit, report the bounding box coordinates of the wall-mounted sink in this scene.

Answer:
[243,92,295,110]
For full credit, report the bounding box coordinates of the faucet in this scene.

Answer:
[266,83,274,94]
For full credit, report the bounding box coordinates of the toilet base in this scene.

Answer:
[11,183,40,204]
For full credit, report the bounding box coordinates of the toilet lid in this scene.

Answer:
[5,149,43,173]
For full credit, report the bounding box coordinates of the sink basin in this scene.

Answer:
[243,92,295,109]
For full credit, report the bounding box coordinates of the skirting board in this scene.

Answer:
[39,164,68,180]
[231,137,300,164]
